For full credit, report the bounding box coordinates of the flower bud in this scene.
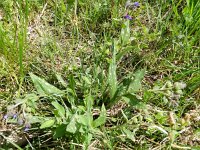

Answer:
[3,114,8,120]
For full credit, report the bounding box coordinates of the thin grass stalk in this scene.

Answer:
[18,0,29,80]
[0,27,7,58]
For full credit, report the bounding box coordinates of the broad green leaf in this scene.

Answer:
[79,126,85,133]
[128,69,145,93]
[77,115,89,126]
[30,73,64,96]
[53,124,67,139]
[79,111,93,128]
[93,104,106,128]
[123,94,139,105]
[120,20,130,45]
[108,40,117,99]
[51,101,65,118]
[66,116,77,133]
[123,93,146,109]
[40,119,55,129]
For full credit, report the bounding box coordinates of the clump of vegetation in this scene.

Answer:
[0,0,199,149]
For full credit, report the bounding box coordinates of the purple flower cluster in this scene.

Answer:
[3,113,17,120]
[124,2,140,20]
[24,123,31,132]
[124,15,133,20]
[125,1,140,9]
[3,113,31,132]
[134,2,140,8]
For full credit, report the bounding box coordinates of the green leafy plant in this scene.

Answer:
[25,54,145,148]
[1,0,199,149]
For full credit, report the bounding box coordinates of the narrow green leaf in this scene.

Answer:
[56,74,67,88]
[51,101,65,118]
[149,125,168,135]
[116,46,137,61]
[82,76,91,85]
[40,119,55,129]
[108,40,117,99]
[30,73,64,96]
[120,20,130,45]
[68,74,77,98]
[83,133,93,149]
[84,93,94,112]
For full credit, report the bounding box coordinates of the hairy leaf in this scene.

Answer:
[120,20,130,45]
[40,119,55,129]
[93,104,106,128]
[128,69,145,93]
[108,40,117,99]
[30,73,64,96]
[66,116,77,133]
[51,101,65,118]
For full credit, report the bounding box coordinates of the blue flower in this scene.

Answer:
[24,123,31,132]
[24,127,29,132]
[134,2,140,7]
[13,114,17,119]
[125,1,140,9]
[3,114,8,120]
[124,15,133,20]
